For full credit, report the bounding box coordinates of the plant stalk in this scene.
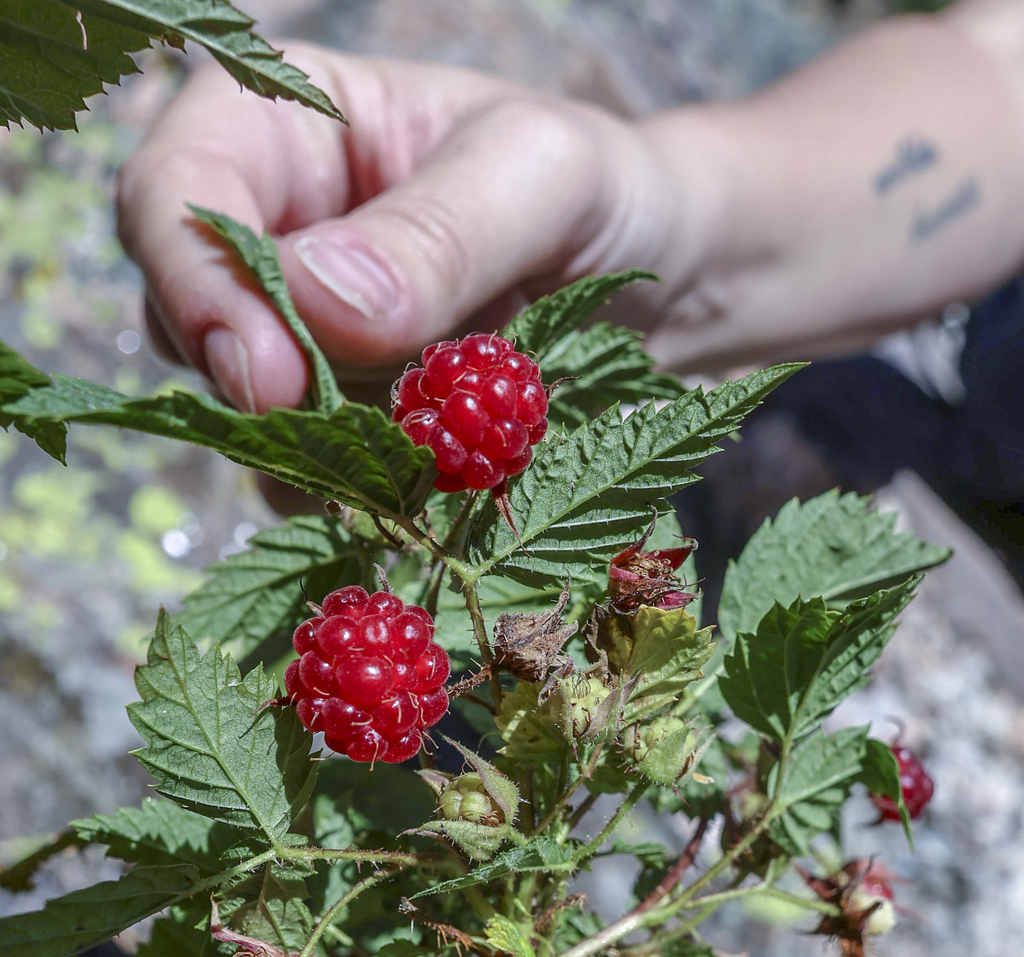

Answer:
[573,780,648,862]
[530,744,604,839]
[298,868,397,957]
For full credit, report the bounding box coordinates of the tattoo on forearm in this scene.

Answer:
[912,178,980,242]
[874,137,938,194]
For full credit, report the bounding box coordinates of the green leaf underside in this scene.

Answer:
[188,206,344,414]
[137,905,223,957]
[770,726,869,855]
[469,364,803,586]
[128,612,317,838]
[0,339,67,461]
[718,490,951,642]
[6,377,436,517]
[72,797,259,872]
[499,271,682,428]
[217,865,314,954]
[0,864,202,957]
[857,738,913,844]
[0,0,343,132]
[624,607,716,723]
[176,515,361,657]
[409,837,576,898]
[720,579,917,743]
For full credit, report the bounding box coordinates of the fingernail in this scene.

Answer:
[294,235,397,321]
[203,327,257,413]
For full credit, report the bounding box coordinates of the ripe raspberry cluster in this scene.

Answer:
[284,585,450,764]
[871,744,934,820]
[392,333,548,492]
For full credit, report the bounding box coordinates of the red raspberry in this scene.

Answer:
[286,587,450,764]
[392,333,548,491]
[871,744,934,820]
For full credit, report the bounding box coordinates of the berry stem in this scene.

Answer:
[297,867,399,957]
[287,847,450,869]
[460,574,503,706]
[572,779,649,862]
[529,743,605,839]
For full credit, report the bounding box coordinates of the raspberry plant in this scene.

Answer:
[0,207,951,957]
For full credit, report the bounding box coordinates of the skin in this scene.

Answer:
[116,0,1024,415]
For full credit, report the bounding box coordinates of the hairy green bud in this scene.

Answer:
[621,716,703,787]
[437,773,505,826]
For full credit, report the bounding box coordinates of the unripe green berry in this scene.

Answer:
[439,789,465,821]
[437,772,506,826]
[459,791,495,824]
[454,772,485,795]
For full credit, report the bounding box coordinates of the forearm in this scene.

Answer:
[641,1,1024,372]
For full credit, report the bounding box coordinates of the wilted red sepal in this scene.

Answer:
[608,518,698,612]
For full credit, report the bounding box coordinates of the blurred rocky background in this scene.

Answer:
[2,1,1023,955]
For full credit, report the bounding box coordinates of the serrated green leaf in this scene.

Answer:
[485,914,537,957]
[856,738,913,846]
[769,725,869,856]
[128,611,317,839]
[189,206,343,414]
[0,864,202,957]
[469,364,803,586]
[176,515,362,658]
[600,839,668,868]
[409,836,576,898]
[0,339,67,461]
[216,864,313,955]
[72,797,258,872]
[720,580,917,743]
[495,681,570,764]
[718,490,950,642]
[503,271,656,360]
[0,1,149,131]
[499,270,681,430]
[0,0,343,132]
[624,607,716,722]
[7,377,436,516]
[541,321,686,429]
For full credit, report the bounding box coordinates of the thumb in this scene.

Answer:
[276,100,612,366]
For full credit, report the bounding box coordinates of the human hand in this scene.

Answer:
[117,46,711,413]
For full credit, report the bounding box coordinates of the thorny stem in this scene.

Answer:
[298,868,398,957]
[566,791,599,831]
[391,513,449,564]
[659,809,774,915]
[529,744,605,839]
[553,798,781,957]
[573,780,648,862]
[677,883,842,917]
[616,902,720,957]
[459,571,503,707]
[421,490,482,614]
[287,847,447,869]
[551,817,707,957]
[524,768,536,832]
[635,817,709,914]
[442,489,482,553]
